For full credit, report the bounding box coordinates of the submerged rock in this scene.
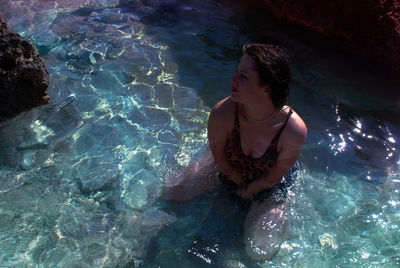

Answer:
[0,16,50,122]
[123,209,177,241]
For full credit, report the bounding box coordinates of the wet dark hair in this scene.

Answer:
[242,44,291,109]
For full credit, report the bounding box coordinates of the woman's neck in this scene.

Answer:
[241,101,276,122]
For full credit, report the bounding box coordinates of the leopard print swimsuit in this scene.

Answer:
[224,104,293,184]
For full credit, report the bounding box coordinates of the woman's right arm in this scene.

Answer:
[207,98,244,186]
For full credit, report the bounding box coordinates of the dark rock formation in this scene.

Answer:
[0,16,50,122]
[245,0,400,76]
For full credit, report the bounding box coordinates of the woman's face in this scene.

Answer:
[230,54,268,104]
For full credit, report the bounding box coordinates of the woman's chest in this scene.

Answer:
[239,124,280,158]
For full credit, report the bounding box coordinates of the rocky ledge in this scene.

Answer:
[0,16,50,123]
[248,0,400,76]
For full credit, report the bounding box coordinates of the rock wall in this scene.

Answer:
[248,0,400,76]
[0,16,50,122]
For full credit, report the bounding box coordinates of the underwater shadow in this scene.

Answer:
[141,191,263,268]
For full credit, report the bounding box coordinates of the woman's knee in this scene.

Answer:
[243,200,289,260]
[244,229,283,261]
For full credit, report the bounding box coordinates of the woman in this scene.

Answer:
[162,44,307,261]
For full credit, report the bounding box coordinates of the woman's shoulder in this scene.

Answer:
[208,96,236,132]
[282,107,307,145]
[210,96,236,119]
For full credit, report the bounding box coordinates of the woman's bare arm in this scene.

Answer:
[208,97,245,186]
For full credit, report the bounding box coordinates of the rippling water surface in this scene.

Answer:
[0,0,399,267]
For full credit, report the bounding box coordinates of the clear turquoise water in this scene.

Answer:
[0,0,399,267]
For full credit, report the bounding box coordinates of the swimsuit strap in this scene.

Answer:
[274,108,293,144]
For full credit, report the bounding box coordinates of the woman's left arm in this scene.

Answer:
[238,115,307,198]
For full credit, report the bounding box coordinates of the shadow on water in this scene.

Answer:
[141,191,263,268]
[127,0,400,114]
[230,0,400,107]
[118,0,245,108]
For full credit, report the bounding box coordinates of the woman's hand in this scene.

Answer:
[227,170,245,187]
[236,179,269,199]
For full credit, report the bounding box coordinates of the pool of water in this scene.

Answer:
[0,0,399,267]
